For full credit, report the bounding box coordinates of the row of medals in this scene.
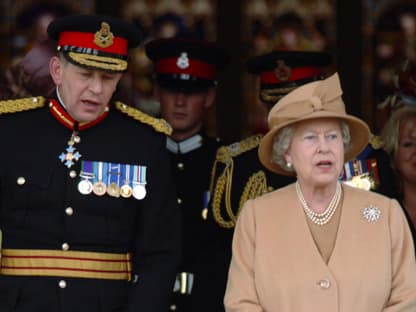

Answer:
[78,177,146,200]
[66,132,147,200]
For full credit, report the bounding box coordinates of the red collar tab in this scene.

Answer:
[155,55,216,80]
[49,99,109,131]
[260,66,322,85]
[58,31,128,56]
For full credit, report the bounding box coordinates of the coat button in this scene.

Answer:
[177,198,182,205]
[65,207,74,216]
[177,163,184,170]
[58,280,67,288]
[62,242,70,251]
[17,177,26,185]
[169,304,177,311]
[318,278,331,289]
[69,170,77,178]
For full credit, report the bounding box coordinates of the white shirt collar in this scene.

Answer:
[166,134,203,154]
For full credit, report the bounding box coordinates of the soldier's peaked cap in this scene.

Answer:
[145,37,229,92]
[246,50,332,103]
[47,14,142,72]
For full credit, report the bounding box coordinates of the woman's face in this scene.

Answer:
[285,118,344,188]
[395,117,416,185]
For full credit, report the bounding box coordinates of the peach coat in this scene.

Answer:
[224,183,416,312]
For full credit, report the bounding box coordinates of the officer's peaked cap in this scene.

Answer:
[48,14,142,72]
[246,50,332,104]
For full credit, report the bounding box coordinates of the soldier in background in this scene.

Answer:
[145,37,229,312]
[210,50,331,230]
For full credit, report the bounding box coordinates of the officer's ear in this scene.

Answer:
[204,87,216,109]
[49,56,63,86]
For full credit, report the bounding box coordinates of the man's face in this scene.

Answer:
[50,56,122,122]
[156,85,215,140]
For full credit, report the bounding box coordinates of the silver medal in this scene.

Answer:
[78,179,93,195]
[132,184,146,200]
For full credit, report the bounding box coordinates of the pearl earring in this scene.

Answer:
[286,162,292,169]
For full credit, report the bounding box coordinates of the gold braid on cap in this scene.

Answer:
[210,135,263,228]
[0,97,45,115]
[115,102,172,135]
[260,86,296,103]
[68,52,127,72]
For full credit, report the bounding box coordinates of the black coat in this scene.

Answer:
[167,134,224,312]
[355,143,398,198]
[0,98,181,312]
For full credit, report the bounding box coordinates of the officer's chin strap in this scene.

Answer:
[56,86,66,109]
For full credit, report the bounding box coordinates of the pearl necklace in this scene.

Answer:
[295,181,342,226]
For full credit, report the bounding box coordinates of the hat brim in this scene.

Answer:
[156,75,215,93]
[258,111,371,175]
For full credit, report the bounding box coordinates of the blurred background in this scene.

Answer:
[0,0,415,142]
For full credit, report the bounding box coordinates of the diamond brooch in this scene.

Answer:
[362,205,382,223]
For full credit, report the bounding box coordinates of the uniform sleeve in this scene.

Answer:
[224,199,264,312]
[125,133,181,312]
[383,199,416,311]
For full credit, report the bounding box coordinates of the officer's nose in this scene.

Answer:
[89,77,104,94]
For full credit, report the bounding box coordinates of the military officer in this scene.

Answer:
[210,51,332,229]
[0,14,180,312]
[145,37,229,312]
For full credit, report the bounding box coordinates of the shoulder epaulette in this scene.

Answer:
[115,101,172,135]
[215,134,263,164]
[0,97,45,115]
[369,134,384,150]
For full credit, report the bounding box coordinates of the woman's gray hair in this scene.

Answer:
[271,120,351,173]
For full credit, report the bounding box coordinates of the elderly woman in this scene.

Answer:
[381,105,416,237]
[224,73,416,312]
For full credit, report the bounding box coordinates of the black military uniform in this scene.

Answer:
[0,15,180,312]
[210,51,332,228]
[341,135,397,198]
[145,38,229,312]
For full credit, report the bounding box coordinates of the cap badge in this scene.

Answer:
[177,52,190,69]
[94,22,114,48]
[274,60,292,82]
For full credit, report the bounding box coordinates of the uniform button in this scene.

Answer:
[177,198,182,205]
[65,207,74,216]
[177,163,184,170]
[318,278,331,289]
[17,177,26,185]
[170,304,177,311]
[69,170,77,178]
[62,242,70,251]
[58,280,67,288]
